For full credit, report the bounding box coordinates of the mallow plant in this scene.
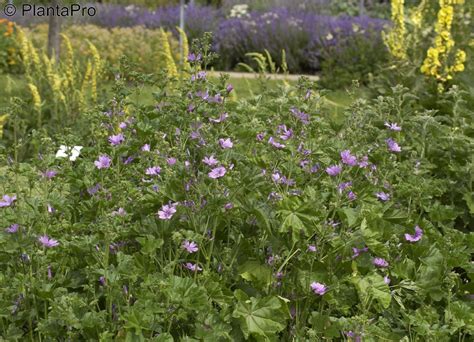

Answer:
[0,41,472,341]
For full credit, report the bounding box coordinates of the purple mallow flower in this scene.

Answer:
[0,195,17,208]
[141,144,151,152]
[290,107,310,124]
[94,155,112,169]
[5,224,19,233]
[187,53,201,62]
[384,122,401,131]
[386,138,401,152]
[376,191,390,202]
[308,245,317,252]
[384,275,391,284]
[405,225,423,242]
[167,158,177,166]
[122,156,134,165]
[340,150,357,166]
[352,246,369,259]
[184,262,202,272]
[209,166,226,179]
[373,257,389,268]
[358,156,369,168]
[87,183,101,195]
[219,138,233,149]
[337,181,352,193]
[310,282,327,295]
[226,84,234,93]
[268,136,285,149]
[348,191,357,201]
[157,203,178,220]
[202,155,218,166]
[182,240,198,253]
[38,235,59,248]
[146,166,161,176]
[277,125,293,141]
[326,165,342,176]
[108,134,125,146]
[42,170,57,179]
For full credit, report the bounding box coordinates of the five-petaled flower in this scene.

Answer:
[405,225,423,242]
[184,262,202,272]
[340,150,357,166]
[146,166,161,176]
[108,134,125,146]
[219,138,233,149]
[376,191,390,202]
[5,224,19,233]
[0,194,16,208]
[182,240,199,253]
[209,166,227,179]
[42,170,57,179]
[94,155,112,169]
[38,235,59,248]
[384,122,402,131]
[373,257,389,268]
[326,165,342,176]
[157,203,178,220]
[202,155,219,166]
[386,138,401,152]
[310,282,327,295]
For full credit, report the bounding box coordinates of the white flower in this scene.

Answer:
[56,145,83,161]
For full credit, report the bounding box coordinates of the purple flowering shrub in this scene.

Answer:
[0,40,472,340]
[5,4,388,77]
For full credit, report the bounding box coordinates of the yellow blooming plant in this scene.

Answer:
[383,0,408,60]
[0,19,21,73]
[14,28,106,128]
[420,2,467,84]
[159,28,178,78]
[383,0,469,92]
[176,26,191,72]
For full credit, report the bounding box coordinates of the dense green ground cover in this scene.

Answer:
[0,1,473,340]
[1,48,473,339]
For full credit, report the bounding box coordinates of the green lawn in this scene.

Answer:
[0,74,368,117]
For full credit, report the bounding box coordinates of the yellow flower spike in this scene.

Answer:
[61,34,75,89]
[28,84,42,113]
[0,114,8,139]
[159,28,178,78]
[175,26,190,72]
[383,0,407,60]
[421,3,466,84]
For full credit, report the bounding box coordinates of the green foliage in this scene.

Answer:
[232,290,288,340]
[0,33,472,341]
